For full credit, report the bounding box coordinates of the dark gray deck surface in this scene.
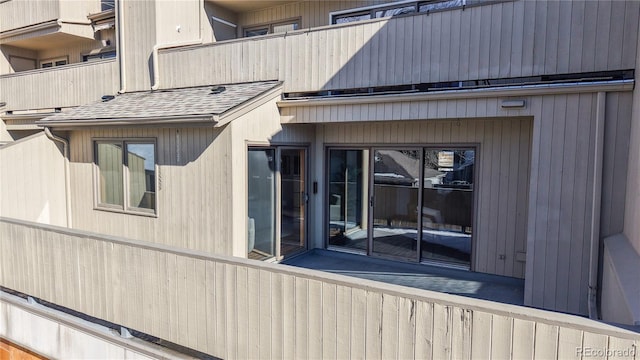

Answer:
[283,249,525,305]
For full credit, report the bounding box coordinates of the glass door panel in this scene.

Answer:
[421,149,474,267]
[248,148,276,260]
[371,149,420,261]
[280,148,306,257]
[327,149,369,252]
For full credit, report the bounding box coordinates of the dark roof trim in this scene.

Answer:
[36,114,215,128]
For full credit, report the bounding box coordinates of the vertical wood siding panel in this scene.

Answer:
[557,327,582,360]
[365,292,383,359]
[532,1,548,75]
[490,315,512,359]
[556,95,579,312]
[350,288,367,359]
[581,1,598,72]
[556,1,571,74]
[397,298,416,360]
[471,311,492,359]
[543,95,567,309]
[622,1,640,69]
[594,0,612,71]
[543,1,560,75]
[533,323,559,360]
[512,318,535,359]
[381,295,400,360]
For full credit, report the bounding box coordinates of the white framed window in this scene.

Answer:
[243,18,300,37]
[39,56,68,68]
[95,139,157,215]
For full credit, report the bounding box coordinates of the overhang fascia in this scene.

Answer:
[36,114,216,129]
[277,80,634,108]
[0,20,60,42]
[214,84,283,127]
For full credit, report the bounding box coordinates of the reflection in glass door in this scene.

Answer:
[248,148,276,260]
[327,149,369,252]
[280,148,306,257]
[326,146,475,269]
[421,149,474,267]
[372,149,420,261]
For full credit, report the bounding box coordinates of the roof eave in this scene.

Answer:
[36,114,216,129]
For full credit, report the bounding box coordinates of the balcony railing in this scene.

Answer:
[0,217,637,359]
[0,0,101,34]
[0,59,118,111]
[0,0,59,33]
[158,0,637,93]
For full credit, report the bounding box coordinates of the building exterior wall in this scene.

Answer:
[282,88,633,315]
[315,117,532,279]
[0,132,67,226]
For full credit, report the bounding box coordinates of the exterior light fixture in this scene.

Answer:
[501,99,526,108]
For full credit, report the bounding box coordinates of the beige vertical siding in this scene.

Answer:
[159,0,639,91]
[155,1,203,45]
[624,33,640,256]
[0,0,59,33]
[36,38,107,66]
[121,0,156,91]
[0,133,67,226]
[0,60,118,111]
[69,127,234,255]
[318,118,532,279]
[0,45,37,74]
[237,0,393,29]
[281,89,633,315]
[57,0,101,24]
[1,218,638,359]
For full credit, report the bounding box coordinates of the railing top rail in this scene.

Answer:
[0,58,116,80]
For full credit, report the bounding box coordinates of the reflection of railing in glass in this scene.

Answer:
[421,149,474,266]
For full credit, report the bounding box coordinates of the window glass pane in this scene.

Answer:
[245,28,269,37]
[54,60,67,66]
[127,143,155,210]
[327,149,369,252]
[273,21,299,33]
[334,13,371,24]
[419,0,464,13]
[97,142,123,206]
[248,148,276,259]
[41,62,52,68]
[421,148,474,267]
[375,5,416,18]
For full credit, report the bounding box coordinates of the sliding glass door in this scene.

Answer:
[371,149,420,261]
[248,147,307,260]
[327,149,369,253]
[326,146,475,268]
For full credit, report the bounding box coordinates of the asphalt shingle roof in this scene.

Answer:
[40,80,281,123]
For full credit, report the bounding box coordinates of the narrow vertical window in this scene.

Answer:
[127,143,156,211]
[96,142,124,206]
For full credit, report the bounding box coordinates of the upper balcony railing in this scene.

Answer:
[1,217,638,359]
[158,0,638,93]
[0,0,101,34]
[0,59,118,111]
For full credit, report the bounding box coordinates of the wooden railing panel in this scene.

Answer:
[0,218,638,358]
[159,0,639,93]
[0,60,118,111]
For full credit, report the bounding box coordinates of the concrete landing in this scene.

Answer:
[283,249,525,305]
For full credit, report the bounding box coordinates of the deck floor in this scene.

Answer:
[282,249,525,305]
